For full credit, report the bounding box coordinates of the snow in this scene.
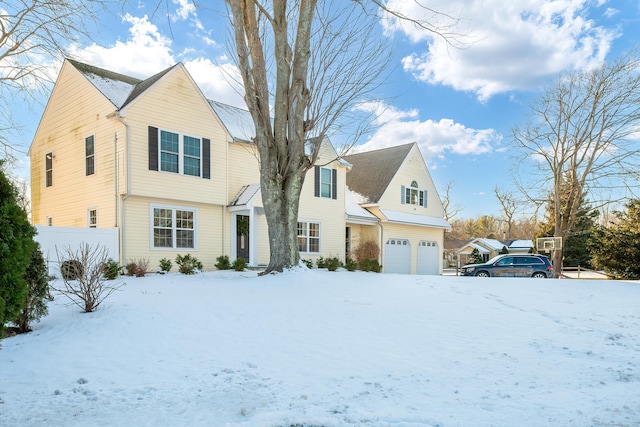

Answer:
[380,210,451,229]
[83,73,137,108]
[1,270,639,427]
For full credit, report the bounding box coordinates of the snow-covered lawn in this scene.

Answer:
[1,270,639,427]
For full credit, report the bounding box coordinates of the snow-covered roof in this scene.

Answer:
[380,210,450,230]
[474,238,506,250]
[345,190,378,224]
[83,72,138,108]
[209,100,256,142]
[229,184,260,207]
[509,239,534,248]
[459,242,491,254]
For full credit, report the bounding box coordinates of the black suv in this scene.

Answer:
[460,254,553,278]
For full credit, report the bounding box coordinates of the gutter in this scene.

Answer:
[107,111,130,265]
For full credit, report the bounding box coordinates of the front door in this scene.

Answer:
[236,215,250,261]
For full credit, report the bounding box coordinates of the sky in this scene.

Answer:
[2,269,639,426]
[9,0,640,218]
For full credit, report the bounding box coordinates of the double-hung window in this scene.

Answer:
[150,127,209,178]
[85,135,95,176]
[314,166,337,199]
[297,221,320,253]
[402,181,427,207]
[152,206,197,249]
[45,152,53,187]
[88,209,97,228]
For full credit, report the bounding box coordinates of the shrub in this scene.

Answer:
[53,243,124,313]
[316,257,326,269]
[14,242,50,333]
[102,258,122,280]
[301,259,313,269]
[0,162,36,338]
[60,259,83,280]
[175,254,203,274]
[344,258,357,272]
[215,255,231,270]
[232,257,247,271]
[158,258,172,273]
[125,258,149,277]
[324,257,342,272]
[359,259,382,273]
[353,240,380,263]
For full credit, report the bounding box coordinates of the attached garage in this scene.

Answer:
[417,240,439,275]
[385,238,411,274]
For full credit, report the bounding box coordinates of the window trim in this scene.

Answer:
[158,129,202,177]
[45,152,53,187]
[297,220,321,254]
[150,204,198,250]
[87,208,97,228]
[314,166,337,200]
[401,181,427,207]
[85,135,95,176]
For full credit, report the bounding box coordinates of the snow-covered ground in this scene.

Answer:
[1,269,639,427]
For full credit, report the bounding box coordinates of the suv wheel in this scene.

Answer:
[475,271,490,277]
[532,272,547,278]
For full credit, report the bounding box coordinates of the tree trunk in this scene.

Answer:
[260,158,306,274]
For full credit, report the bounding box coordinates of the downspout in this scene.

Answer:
[114,133,118,227]
[378,221,384,272]
[113,112,130,266]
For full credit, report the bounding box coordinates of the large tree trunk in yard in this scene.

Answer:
[260,161,306,274]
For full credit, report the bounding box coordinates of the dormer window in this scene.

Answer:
[402,181,427,207]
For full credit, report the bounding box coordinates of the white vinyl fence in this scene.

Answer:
[34,225,119,277]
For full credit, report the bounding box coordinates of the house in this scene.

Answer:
[344,143,450,274]
[456,238,534,265]
[29,59,448,274]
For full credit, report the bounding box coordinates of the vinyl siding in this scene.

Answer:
[380,222,444,274]
[378,144,444,218]
[121,66,228,206]
[227,141,260,202]
[30,61,123,228]
[122,196,224,271]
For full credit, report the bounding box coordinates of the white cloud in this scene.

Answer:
[71,14,175,78]
[70,14,245,108]
[355,102,501,162]
[383,0,619,101]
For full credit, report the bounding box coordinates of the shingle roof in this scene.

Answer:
[67,58,178,109]
[343,143,415,204]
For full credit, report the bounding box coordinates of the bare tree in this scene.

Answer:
[53,243,124,313]
[494,186,519,239]
[0,0,106,159]
[440,180,461,222]
[225,0,460,273]
[512,51,640,274]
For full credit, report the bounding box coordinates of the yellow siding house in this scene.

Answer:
[29,59,449,274]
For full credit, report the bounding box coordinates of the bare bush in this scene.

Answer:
[53,243,124,313]
[353,240,380,263]
[125,258,149,277]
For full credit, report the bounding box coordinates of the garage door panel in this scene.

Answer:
[385,239,411,274]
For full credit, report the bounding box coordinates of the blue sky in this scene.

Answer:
[11,0,640,218]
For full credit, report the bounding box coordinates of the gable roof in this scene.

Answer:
[67,58,179,109]
[343,143,415,204]
[209,100,255,142]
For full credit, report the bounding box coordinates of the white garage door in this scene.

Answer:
[385,238,411,274]
[417,240,439,275]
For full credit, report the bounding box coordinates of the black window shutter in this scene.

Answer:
[314,166,320,197]
[148,126,158,171]
[202,138,210,179]
[331,168,337,200]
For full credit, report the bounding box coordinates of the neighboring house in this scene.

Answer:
[344,143,450,275]
[29,59,449,274]
[457,238,534,265]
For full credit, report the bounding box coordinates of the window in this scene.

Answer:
[160,130,179,173]
[45,152,53,187]
[88,209,97,228]
[85,135,95,176]
[149,127,210,179]
[152,206,196,249]
[314,166,337,199]
[46,216,53,226]
[401,181,427,207]
[297,221,320,253]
